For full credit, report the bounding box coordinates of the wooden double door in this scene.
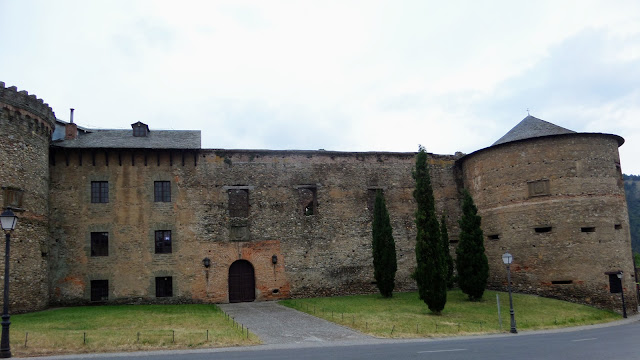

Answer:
[228,260,256,303]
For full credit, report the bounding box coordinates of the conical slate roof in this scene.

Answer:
[492,115,575,146]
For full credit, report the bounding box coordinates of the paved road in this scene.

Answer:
[217,301,371,344]
[24,320,640,360]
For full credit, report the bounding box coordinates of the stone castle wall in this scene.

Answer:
[0,82,56,313]
[459,134,638,311]
[48,148,461,305]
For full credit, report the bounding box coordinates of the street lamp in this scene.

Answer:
[502,251,517,334]
[0,208,17,358]
[617,271,627,318]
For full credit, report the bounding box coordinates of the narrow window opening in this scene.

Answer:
[581,227,596,233]
[90,280,109,301]
[615,224,622,230]
[535,226,552,233]
[90,232,109,256]
[299,187,317,216]
[551,280,573,285]
[488,234,500,240]
[155,230,172,254]
[155,276,173,297]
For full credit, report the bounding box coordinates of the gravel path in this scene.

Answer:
[218,301,372,345]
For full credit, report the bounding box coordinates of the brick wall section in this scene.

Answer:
[459,134,638,313]
[0,82,55,313]
[48,148,461,305]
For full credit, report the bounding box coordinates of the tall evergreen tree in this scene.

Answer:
[456,189,489,301]
[372,190,397,297]
[440,215,455,289]
[412,146,447,314]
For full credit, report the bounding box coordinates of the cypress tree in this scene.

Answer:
[372,190,397,297]
[412,146,447,314]
[441,215,455,289]
[456,189,489,301]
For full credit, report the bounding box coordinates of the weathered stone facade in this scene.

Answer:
[0,82,56,312]
[1,82,637,314]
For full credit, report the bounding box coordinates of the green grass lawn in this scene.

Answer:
[281,290,621,338]
[9,304,259,357]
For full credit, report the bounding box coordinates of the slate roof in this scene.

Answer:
[52,128,201,149]
[492,115,575,146]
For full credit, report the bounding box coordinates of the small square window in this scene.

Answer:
[90,280,109,301]
[91,181,109,203]
[154,181,171,202]
[155,230,172,254]
[2,187,24,209]
[156,276,173,297]
[91,232,109,256]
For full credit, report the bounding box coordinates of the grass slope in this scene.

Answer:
[10,304,259,357]
[281,290,620,337]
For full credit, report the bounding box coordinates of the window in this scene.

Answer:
[551,280,573,285]
[535,226,552,233]
[615,224,623,230]
[487,234,500,240]
[132,121,149,137]
[156,276,173,297]
[91,181,109,203]
[581,227,596,233]
[91,232,109,256]
[298,187,317,216]
[154,181,171,202]
[155,230,172,254]
[90,280,109,301]
[228,189,249,218]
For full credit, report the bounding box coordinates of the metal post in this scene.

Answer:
[621,286,628,319]
[0,232,11,358]
[506,263,517,334]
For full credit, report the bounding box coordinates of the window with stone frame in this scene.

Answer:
[90,280,109,301]
[299,186,317,216]
[2,187,24,210]
[156,276,173,297]
[155,230,172,254]
[91,181,109,203]
[228,189,249,218]
[154,181,171,202]
[90,232,109,256]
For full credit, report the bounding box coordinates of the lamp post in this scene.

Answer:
[616,271,627,318]
[0,209,17,358]
[502,252,517,334]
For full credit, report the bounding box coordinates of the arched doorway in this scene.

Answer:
[228,260,256,303]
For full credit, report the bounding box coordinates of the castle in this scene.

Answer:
[0,81,636,314]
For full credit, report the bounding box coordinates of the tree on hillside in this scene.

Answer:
[441,215,455,289]
[456,189,489,301]
[412,146,447,314]
[372,190,397,297]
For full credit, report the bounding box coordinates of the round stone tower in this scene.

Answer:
[0,82,56,312]
[458,115,637,312]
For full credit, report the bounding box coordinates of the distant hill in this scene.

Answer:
[624,174,640,254]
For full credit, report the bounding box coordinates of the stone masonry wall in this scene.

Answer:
[49,148,461,305]
[0,82,55,313]
[460,134,638,313]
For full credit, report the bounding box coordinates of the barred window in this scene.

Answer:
[91,181,109,203]
[155,230,172,254]
[156,276,173,297]
[154,181,171,202]
[91,232,109,256]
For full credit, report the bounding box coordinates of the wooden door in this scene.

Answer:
[228,260,255,303]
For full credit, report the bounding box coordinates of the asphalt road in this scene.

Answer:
[25,320,640,360]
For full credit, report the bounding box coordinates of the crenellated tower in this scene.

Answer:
[0,82,56,312]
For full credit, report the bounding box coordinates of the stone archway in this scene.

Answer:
[228,260,256,303]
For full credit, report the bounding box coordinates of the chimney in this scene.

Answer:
[65,108,78,140]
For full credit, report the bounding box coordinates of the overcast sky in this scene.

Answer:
[2,1,640,173]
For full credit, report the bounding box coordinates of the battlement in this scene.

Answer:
[0,81,56,127]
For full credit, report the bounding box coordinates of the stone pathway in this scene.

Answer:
[218,301,372,345]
